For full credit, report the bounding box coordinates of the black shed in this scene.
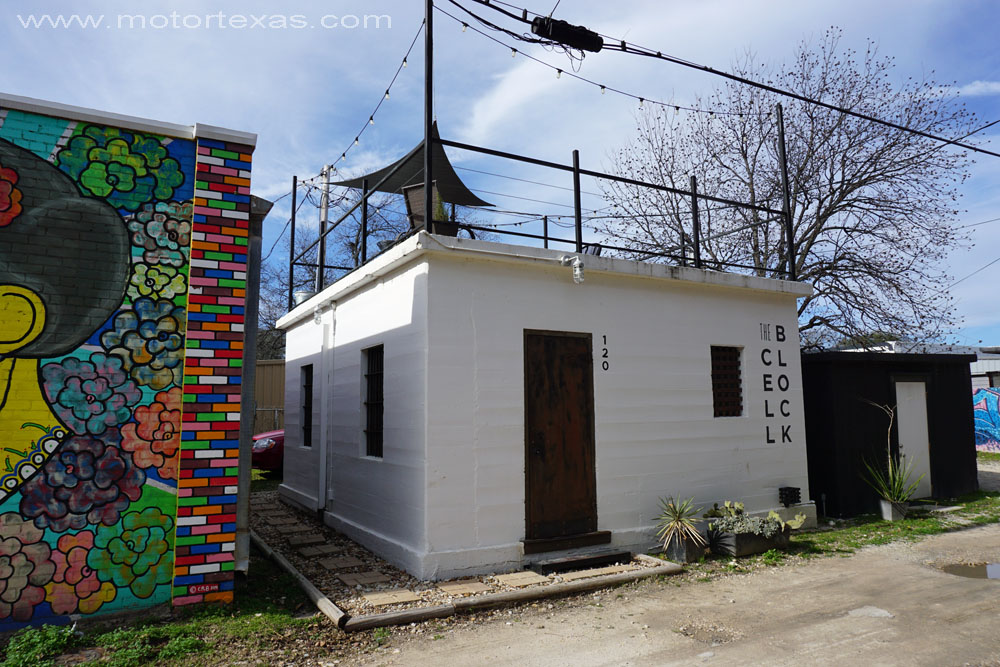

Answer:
[801,351,978,518]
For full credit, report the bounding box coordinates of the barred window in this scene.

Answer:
[711,346,743,417]
[301,364,313,447]
[363,345,384,458]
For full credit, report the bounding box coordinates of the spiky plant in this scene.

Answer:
[655,496,707,551]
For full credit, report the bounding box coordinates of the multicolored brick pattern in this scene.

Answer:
[173,139,253,605]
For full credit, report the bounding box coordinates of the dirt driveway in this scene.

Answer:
[357,522,1000,666]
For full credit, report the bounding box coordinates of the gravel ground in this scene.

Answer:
[248,491,662,618]
[229,460,1000,666]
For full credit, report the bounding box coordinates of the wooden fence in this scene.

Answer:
[254,359,285,433]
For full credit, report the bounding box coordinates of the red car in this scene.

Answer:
[251,429,284,471]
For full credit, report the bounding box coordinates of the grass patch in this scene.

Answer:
[251,468,283,493]
[2,624,77,667]
[1,544,325,666]
[668,489,1000,583]
[977,451,1000,463]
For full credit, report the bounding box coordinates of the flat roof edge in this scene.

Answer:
[0,92,257,146]
[278,232,812,330]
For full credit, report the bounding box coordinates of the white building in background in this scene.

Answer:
[276,232,815,580]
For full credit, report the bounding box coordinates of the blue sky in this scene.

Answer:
[3,0,999,344]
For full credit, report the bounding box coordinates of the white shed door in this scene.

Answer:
[894,381,932,499]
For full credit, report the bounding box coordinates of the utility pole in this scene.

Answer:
[287,175,297,310]
[424,0,434,234]
[315,164,331,293]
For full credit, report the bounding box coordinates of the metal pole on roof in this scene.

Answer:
[424,0,434,235]
[288,175,297,311]
[543,215,549,249]
[775,103,795,281]
[690,175,702,269]
[572,150,582,253]
[360,178,369,266]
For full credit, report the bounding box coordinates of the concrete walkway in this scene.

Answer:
[358,520,1000,666]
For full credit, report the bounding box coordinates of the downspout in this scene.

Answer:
[235,195,271,572]
[323,303,336,510]
[316,310,330,514]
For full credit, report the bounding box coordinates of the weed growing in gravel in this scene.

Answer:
[373,627,391,646]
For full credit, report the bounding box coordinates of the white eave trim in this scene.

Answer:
[0,92,257,146]
[277,232,813,330]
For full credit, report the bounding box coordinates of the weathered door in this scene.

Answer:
[524,330,597,540]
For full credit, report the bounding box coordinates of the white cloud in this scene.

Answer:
[956,81,1000,97]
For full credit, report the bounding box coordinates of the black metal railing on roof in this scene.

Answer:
[287,129,796,310]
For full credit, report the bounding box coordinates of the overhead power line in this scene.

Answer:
[436,4,746,117]
[454,0,1000,159]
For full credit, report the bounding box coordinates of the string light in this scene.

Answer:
[329,20,424,169]
[438,5,745,118]
[511,48,517,57]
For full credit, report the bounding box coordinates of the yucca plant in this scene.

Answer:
[862,455,924,504]
[860,399,925,518]
[655,496,707,552]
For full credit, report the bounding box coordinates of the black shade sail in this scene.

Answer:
[332,124,492,208]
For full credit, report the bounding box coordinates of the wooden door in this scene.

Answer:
[524,330,597,540]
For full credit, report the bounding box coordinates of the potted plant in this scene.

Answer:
[860,401,925,521]
[655,496,707,563]
[706,502,805,557]
[863,455,924,520]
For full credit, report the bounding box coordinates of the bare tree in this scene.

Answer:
[600,29,976,348]
[256,187,413,359]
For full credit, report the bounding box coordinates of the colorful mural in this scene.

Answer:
[0,104,251,628]
[974,388,1000,453]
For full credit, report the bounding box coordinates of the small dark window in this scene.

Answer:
[711,346,742,417]
[301,364,313,447]
[989,372,1000,388]
[364,345,384,458]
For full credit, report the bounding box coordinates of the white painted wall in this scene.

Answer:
[280,257,430,573]
[279,234,813,580]
[421,245,812,579]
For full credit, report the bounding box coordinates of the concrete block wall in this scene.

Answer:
[0,96,253,629]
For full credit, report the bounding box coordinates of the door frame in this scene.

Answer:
[889,372,933,497]
[522,329,598,543]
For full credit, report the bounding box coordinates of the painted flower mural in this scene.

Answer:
[127,201,193,267]
[45,531,117,615]
[0,513,55,621]
[127,263,187,302]
[102,297,186,390]
[0,161,22,227]
[121,387,182,480]
[19,429,145,533]
[88,508,174,599]
[56,126,185,212]
[41,353,142,437]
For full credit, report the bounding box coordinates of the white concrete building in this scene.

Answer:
[276,232,814,580]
